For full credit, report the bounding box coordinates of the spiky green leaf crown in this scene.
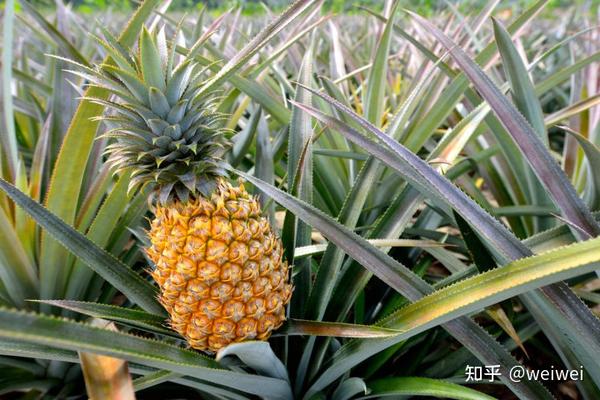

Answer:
[72,26,229,204]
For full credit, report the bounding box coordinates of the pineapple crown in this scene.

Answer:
[69,26,230,204]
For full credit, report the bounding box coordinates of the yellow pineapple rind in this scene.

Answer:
[147,180,292,352]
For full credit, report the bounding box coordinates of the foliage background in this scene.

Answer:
[10,0,600,14]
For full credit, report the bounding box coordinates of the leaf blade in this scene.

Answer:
[0,308,292,399]
[0,179,163,315]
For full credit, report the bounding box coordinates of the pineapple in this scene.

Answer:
[76,27,292,352]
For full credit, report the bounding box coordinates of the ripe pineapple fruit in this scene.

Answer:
[76,27,292,352]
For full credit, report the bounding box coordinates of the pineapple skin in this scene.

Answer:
[147,180,292,352]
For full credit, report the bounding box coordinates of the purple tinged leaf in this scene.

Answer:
[408,11,600,239]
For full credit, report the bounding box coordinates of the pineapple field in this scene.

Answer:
[1,0,600,398]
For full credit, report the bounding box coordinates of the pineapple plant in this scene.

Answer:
[76,27,293,352]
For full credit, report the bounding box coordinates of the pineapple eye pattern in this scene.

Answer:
[148,183,292,352]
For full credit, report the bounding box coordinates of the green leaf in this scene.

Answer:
[216,341,290,383]
[545,94,600,128]
[35,300,173,337]
[453,211,495,272]
[0,207,38,307]
[454,211,527,354]
[362,377,495,400]
[561,126,600,210]
[229,107,261,166]
[494,205,557,217]
[493,19,546,142]
[384,235,600,336]
[65,175,131,302]
[286,47,317,392]
[363,0,400,126]
[0,308,292,399]
[493,17,554,232]
[140,27,166,92]
[133,370,180,392]
[280,319,402,338]
[1,0,17,179]
[255,110,275,221]
[288,36,314,320]
[332,377,367,400]
[0,338,78,364]
[0,179,163,315]
[294,239,445,258]
[536,50,600,97]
